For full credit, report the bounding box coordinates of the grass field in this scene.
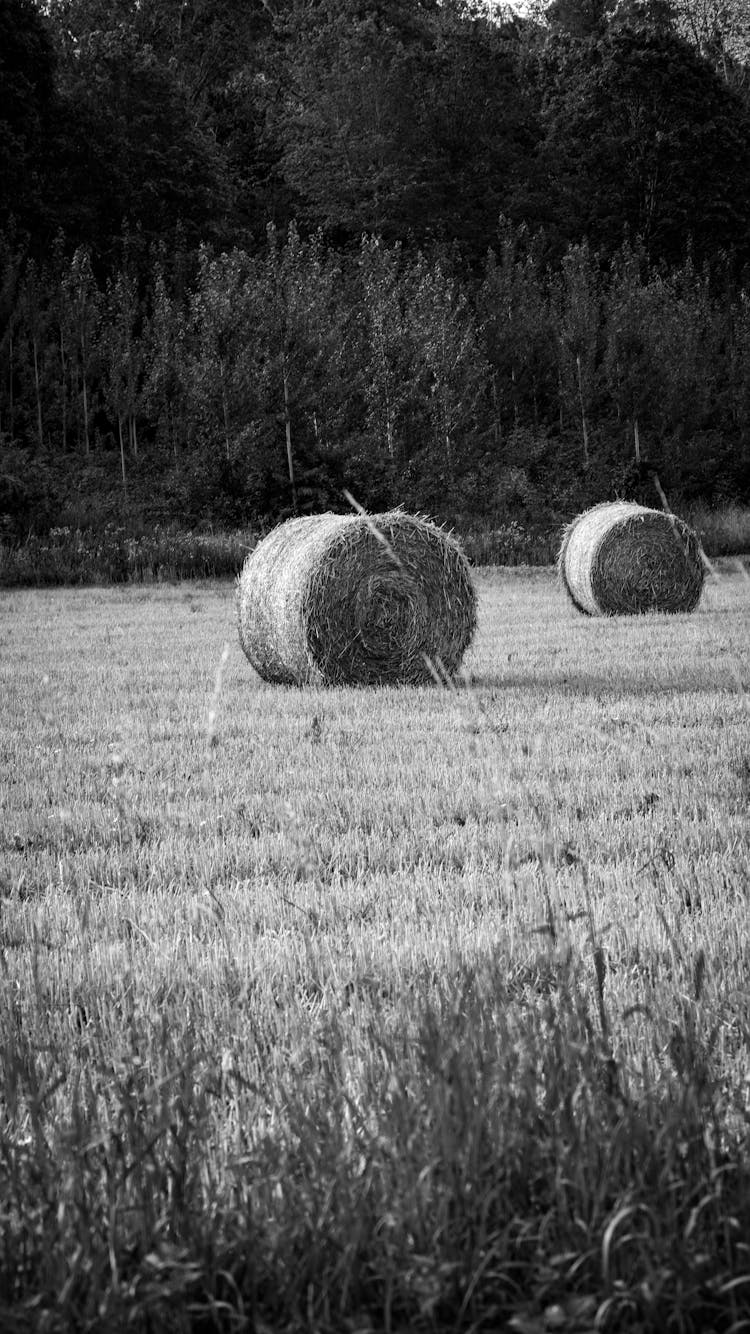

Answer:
[1,563,749,1332]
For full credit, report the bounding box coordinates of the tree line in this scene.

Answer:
[3,224,749,536]
[1,0,750,535]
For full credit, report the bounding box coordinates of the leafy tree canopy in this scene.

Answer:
[267,0,541,256]
[0,0,56,239]
[44,15,233,261]
[537,15,750,266]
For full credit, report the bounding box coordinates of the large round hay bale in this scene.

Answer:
[558,501,705,616]
[236,511,477,685]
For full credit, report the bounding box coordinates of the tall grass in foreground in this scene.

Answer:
[0,570,749,1330]
[1,945,748,1333]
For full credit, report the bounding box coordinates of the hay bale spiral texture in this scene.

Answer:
[236,511,477,685]
[558,501,705,616]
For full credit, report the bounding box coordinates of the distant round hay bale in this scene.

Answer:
[558,501,705,616]
[236,511,477,685]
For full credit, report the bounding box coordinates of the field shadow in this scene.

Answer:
[467,670,731,697]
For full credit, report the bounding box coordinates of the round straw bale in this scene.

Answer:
[558,501,705,616]
[236,511,477,686]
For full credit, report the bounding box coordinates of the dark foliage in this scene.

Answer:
[1,0,749,539]
[0,0,56,241]
[536,19,750,268]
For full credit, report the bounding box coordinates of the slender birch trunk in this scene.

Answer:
[60,326,67,452]
[383,377,394,459]
[375,325,394,458]
[82,370,90,455]
[219,358,230,460]
[32,335,44,450]
[8,331,13,440]
[576,353,589,467]
[491,372,501,450]
[169,404,177,459]
[118,415,127,497]
[282,353,297,514]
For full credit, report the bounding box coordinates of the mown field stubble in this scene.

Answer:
[1,563,749,1332]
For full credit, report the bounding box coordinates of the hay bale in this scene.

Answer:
[558,501,705,616]
[236,510,477,685]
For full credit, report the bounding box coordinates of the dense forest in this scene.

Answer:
[2,0,750,540]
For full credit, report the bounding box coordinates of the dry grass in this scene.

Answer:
[0,563,749,1330]
[236,510,477,685]
[559,501,705,616]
